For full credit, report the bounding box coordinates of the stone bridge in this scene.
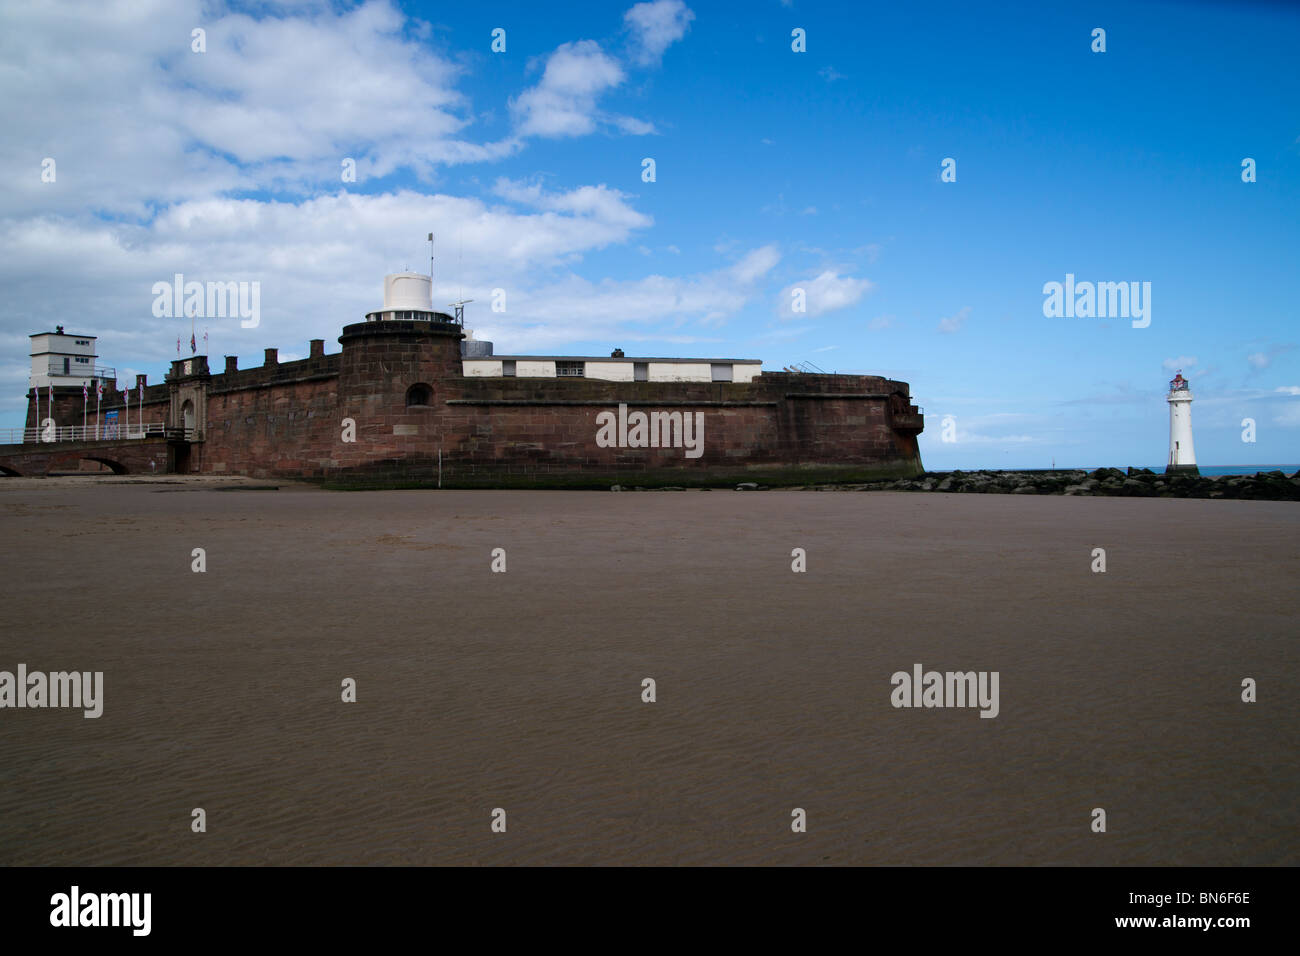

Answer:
[0,435,171,477]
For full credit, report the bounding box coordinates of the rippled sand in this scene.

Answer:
[0,479,1296,865]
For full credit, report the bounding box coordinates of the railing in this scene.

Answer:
[42,365,117,380]
[0,422,167,445]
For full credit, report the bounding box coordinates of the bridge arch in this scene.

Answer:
[0,464,21,477]
[47,452,130,475]
[81,456,129,475]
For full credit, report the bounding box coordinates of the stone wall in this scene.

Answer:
[10,322,925,485]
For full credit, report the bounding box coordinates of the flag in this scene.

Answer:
[48,384,53,404]
[96,382,103,401]
[177,336,181,356]
[138,381,144,401]
[82,382,87,400]
[190,333,196,354]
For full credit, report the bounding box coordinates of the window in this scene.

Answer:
[710,363,733,382]
[63,357,70,374]
[556,361,585,378]
[634,362,648,382]
[76,356,89,364]
[406,383,433,407]
[502,360,516,377]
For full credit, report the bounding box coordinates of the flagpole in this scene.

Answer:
[124,382,129,437]
[96,390,100,440]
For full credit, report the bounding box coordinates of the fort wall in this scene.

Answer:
[13,319,924,485]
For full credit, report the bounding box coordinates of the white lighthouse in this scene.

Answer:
[1166,371,1199,475]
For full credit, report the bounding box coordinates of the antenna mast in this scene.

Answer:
[427,232,434,281]
[448,298,474,327]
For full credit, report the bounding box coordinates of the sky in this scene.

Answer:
[1,0,1297,468]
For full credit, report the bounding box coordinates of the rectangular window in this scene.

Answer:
[634,362,648,382]
[502,360,516,377]
[556,361,585,378]
[63,357,70,375]
[710,363,733,382]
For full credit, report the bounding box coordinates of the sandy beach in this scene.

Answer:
[0,478,1296,865]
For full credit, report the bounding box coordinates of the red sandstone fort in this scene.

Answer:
[3,272,924,486]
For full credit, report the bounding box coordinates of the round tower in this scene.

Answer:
[1166,372,1198,475]
[339,272,464,409]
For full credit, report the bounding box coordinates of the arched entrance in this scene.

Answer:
[182,400,196,434]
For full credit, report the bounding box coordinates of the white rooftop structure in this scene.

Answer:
[29,327,112,391]
[463,351,762,383]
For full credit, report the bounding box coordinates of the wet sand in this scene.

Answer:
[0,479,1296,865]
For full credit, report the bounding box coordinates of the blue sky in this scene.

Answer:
[1,0,1297,467]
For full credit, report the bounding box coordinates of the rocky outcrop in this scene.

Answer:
[832,467,1300,501]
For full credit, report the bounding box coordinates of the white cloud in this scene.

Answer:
[868,314,895,330]
[511,40,650,138]
[730,245,781,284]
[492,178,652,232]
[0,185,785,421]
[937,306,970,334]
[778,270,873,319]
[1247,344,1295,369]
[1162,355,1198,372]
[624,0,696,65]
[0,0,517,218]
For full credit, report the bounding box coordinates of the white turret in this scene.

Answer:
[1166,372,1199,475]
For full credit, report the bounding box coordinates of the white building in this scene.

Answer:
[29,327,111,390]
[461,351,762,383]
[1166,372,1198,475]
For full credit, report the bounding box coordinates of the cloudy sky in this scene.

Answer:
[1,0,1297,467]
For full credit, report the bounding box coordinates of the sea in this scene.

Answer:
[1115,464,1298,476]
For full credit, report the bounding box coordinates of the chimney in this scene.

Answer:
[611,348,625,358]
[310,339,324,359]
[136,373,147,390]
[264,348,278,367]
[225,355,238,373]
